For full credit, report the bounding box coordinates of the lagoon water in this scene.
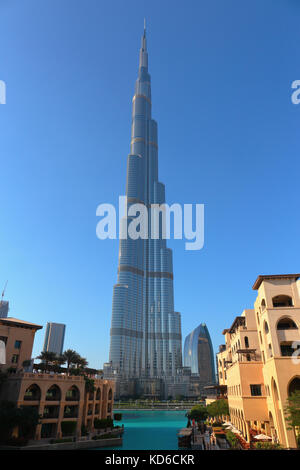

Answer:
[100,410,188,450]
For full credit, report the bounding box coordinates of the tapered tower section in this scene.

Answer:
[107,27,182,395]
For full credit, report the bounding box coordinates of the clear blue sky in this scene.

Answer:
[0,0,299,369]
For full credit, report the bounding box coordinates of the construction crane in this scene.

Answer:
[1,280,8,302]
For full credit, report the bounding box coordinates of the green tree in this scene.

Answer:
[84,377,96,393]
[52,355,66,372]
[36,351,57,372]
[61,420,77,436]
[62,349,80,373]
[94,418,113,429]
[284,390,300,447]
[76,356,88,369]
[22,359,32,369]
[207,399,229,419]
[18,406,40,439]
[188,404,208,422]
[0,401,40,443]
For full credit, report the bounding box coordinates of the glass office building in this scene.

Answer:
[184,323,216,385]
[108,26,182,386]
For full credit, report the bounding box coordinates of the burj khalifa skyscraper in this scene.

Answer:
[106,25,182,398]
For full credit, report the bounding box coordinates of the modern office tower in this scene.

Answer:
[0,301,9,318]
[107,26,182,397]
[43,322,66,355]
[184,323,216,386]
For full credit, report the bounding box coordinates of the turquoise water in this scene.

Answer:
[100,410,188,450]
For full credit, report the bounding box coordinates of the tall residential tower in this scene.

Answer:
[184,323,216,389]
[43,322,66,356]
[106,26,182,397]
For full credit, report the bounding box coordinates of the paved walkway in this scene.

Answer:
[191,428,220,450]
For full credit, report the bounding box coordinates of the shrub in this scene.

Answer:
[254,442,282,450]
[81,424,89,436]
[226,431,239,449]
[94,418,113,429]
[61,421,77,436]
[215,432,226,439]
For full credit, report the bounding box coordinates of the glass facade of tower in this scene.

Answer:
[183,323,216,384]
[43,322,66,356]
[109,28,182,381]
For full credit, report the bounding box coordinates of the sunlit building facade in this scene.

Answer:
[217,274,300,449]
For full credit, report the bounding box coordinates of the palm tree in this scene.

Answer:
[37,351,57,372]
[52,355,65,372]
[62,349,79,373]
[76,357,88,369]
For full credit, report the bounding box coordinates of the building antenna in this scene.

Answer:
[1,280,8,302]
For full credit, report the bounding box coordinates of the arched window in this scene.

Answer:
[46,384,61,401]
[65,385,80,401]
[277,317,298,330]
[261,299,266,310]
[96,387,101,400]
[288,377,300,396]
[24,384,41,401]
[244,336,249,348]
[264,321,269,334]
[272,295,293,308]
[108,388,113,400]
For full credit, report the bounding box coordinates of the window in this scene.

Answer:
[245,336,249,348]
[268,344,273,358]
[277,318,297,330]
[11,354,19,364]
[264,321,269,334]
[250,384,262,396]
[272,295,293,308]
[14,340,22,349]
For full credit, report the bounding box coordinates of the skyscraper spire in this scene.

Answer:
[140,20,147,69]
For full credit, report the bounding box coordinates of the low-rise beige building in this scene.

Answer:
[0,316,115,440]
[217,274,300,448]
[0,372,114,439]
